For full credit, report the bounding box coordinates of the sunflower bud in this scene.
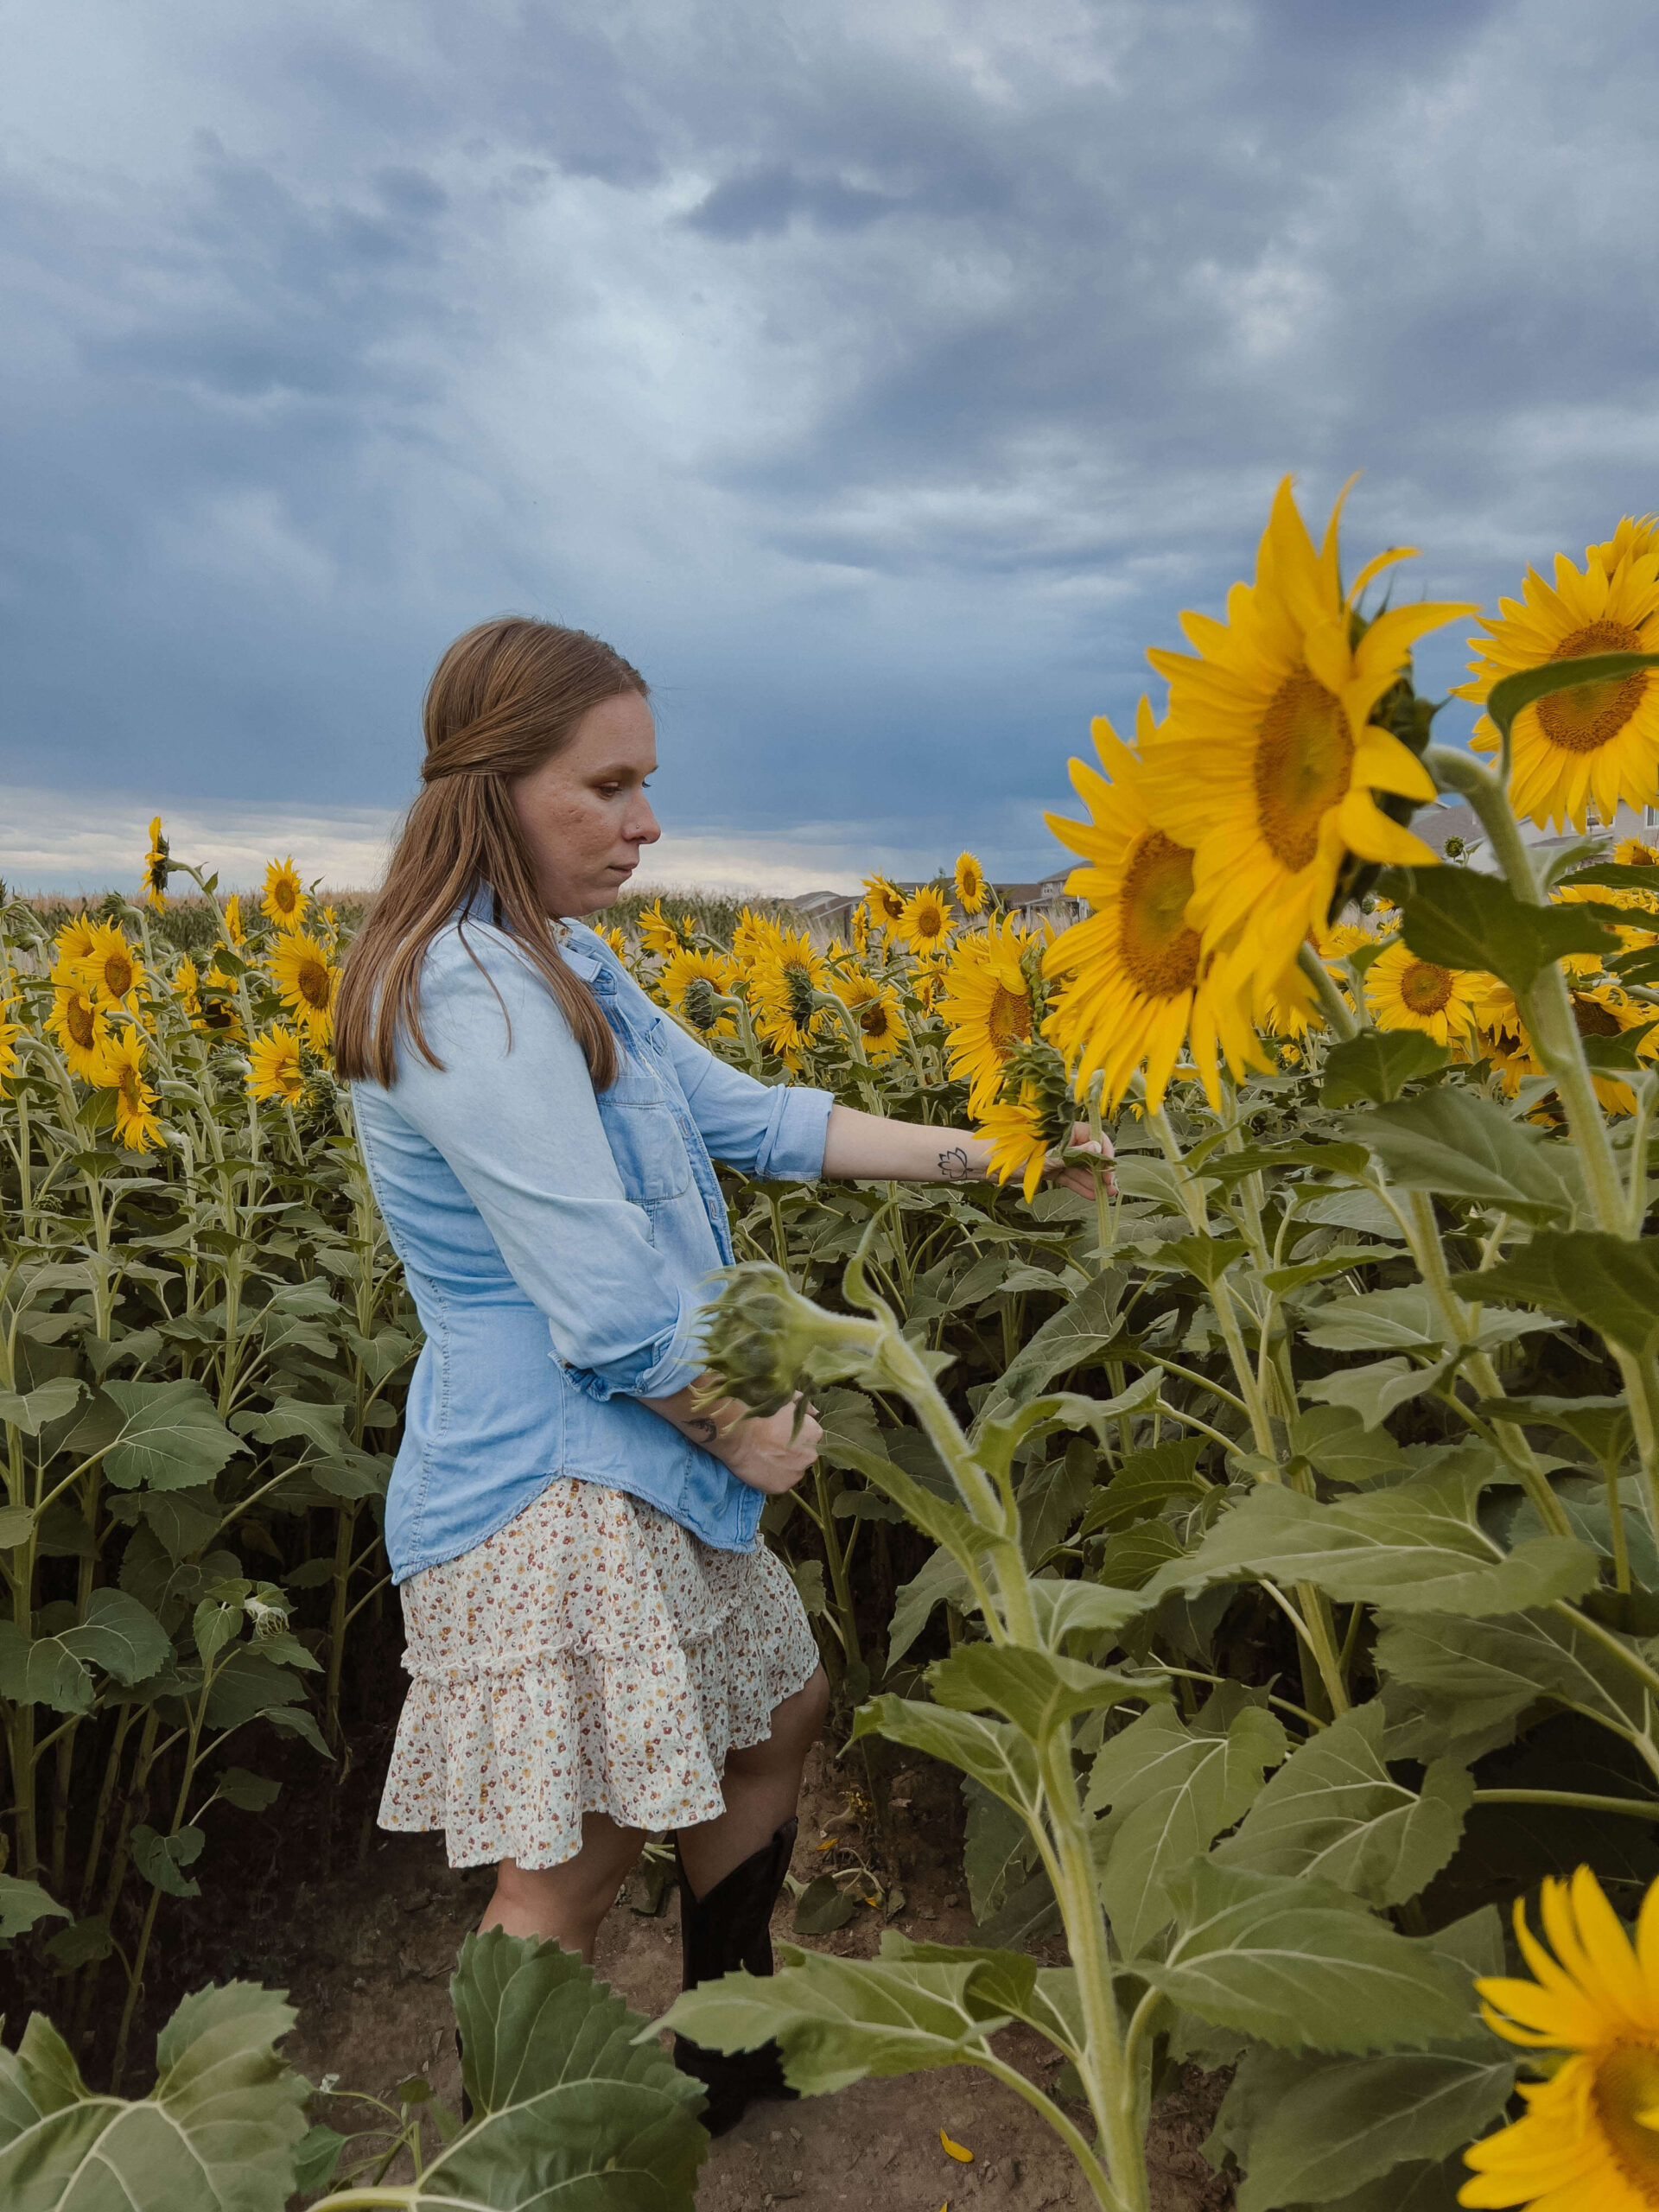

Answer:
[698,1264,877,1414]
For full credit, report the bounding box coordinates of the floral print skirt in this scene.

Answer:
[377,1475,822,1870]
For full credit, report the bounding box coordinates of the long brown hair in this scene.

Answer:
[334,618,645,1089]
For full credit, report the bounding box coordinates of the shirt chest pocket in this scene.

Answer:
[599,1089,693,1206]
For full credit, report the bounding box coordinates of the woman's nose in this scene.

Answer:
[626,798,662,846]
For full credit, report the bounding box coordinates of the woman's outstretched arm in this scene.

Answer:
[820,1103,1113,1197]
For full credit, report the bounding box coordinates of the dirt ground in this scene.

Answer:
[257,1740,1233,2211]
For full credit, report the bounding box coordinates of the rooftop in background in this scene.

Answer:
[789,872,1079,932]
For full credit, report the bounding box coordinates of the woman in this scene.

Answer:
[336,617,1108,2132]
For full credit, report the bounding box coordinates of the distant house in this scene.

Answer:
[787,870,1084,938]
[1418,795,1659,874]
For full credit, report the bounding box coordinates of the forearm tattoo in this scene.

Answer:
[937,1146,972,1181]
[683,1415,719,1446]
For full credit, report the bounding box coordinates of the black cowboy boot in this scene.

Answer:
[673,1818,799,2136]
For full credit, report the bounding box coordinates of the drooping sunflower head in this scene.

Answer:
[1459,531,1659,832]
[749,931,833,1060]
[659,947,738,1038]
[1363,939,1482,1046]
[1043,705,1261,1112]
[849,903,870,956]
[248,1026,307,1104]
[271,930,339,1046]
[1464,1866,1659,2212]
[98,1029,163,1153]
[52,912,98,971]
[75,921,145,1008]
[938,913,1046,1113]
[142,817,170,911]
[223,893,245,945]
[954,851,988,915]
[262,856,308,931]
[0,1002,22,1093]
[862,875,907,929]
[1142,477,1472,977]
[637,899,689,958]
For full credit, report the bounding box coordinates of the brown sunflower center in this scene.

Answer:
[296,957,332,1012]
[67,995,97,1050]
[1538,620,1649,754]
[118,1065,141,1113]
[1254,667,1355,873]
[1573,993,1624,1039]
[861,1003,894,1040]
[914,905,945,941]
[1401,960,1454,1015]
[988,982,1031,1051]
[274,880,299,914]
[1592,2041,1659,2199]
[102,951,135,997]
[1630,842,1659,868]
[1117,831,1203,998]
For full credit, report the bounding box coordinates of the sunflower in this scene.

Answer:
[53,912,98,969]
[1459,528,1659,831]
[48,986,111,1083]
[1042,702,1262,1113]
[836,973,909,1064]
[142,816,170,911]
[938,913,1046,1113]
[732,906,780,964]
[911,951,950,1014]
[199,961,245,1042]
[0,1003,20,1095]
[899,885,954,954]
[247,1026,307,1103]
[954,851,988,915]
[261,856,308,930]
[222,893,245,945]
[863,875,907,930]
[1462,1866,1659,2211]
[1364,939,1483,1045]
[270,930,339,1046]
[1570,982,1659,1116]
[1616,836,1659,869]
[849,903,870,956]
[97,1030,164,1153]
[1593,515,1659,573]
[637,899,690,958]
[75,920,146,1008]
[173,955,203,1027]
[659,947,738,1039]
[594,924,629,959]
[1143,476,1472,979]
[748,930,835,1064]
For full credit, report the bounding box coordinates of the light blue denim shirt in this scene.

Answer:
[352,899,834,1584]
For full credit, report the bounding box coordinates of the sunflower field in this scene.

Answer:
[8,484,1659,2212]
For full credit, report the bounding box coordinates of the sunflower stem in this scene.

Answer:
[1296,941,1359,1042]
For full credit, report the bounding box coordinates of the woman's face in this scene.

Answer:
[511,690,662,917]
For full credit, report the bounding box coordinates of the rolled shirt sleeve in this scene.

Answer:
[384,925,703,1398]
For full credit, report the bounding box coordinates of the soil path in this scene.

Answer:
[266,1744,1231,2211]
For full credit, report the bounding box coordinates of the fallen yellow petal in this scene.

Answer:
[815,1837,837,1851]
[940,2129,973,2163]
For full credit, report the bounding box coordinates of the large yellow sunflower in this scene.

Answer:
[1462,1866,1659,2210]
[53,912,98,969]
[75,921,146,1008]
[1364,939,1483,1045]
[748,930,835,1064]
[97,1030,164,1153]
[938,913,1046,1113]
[1042,702,1262,1112]
[954,851,988,916]
[899,885,954,953]
[262,855,308,931]
[1143,476,1472,978]
[142,816,169,911]
[247,1026,307,1103]
[862,875,907,930]
[270,930,338,1046]
[48,985,112,1082]
[1459,527,1659,831]
[836,972,909,1064]
[659,946,738,1039]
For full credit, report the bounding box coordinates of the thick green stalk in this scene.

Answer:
[1296,941,1359,1042]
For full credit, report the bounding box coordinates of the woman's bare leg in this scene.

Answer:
[480,1813,645,1961]
[676,1668,830,1899]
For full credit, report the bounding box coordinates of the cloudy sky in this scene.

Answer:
[2,0,1654,896]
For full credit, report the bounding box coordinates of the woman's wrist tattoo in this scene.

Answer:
[684,1414,719,1446]
[937,1145,972,1181]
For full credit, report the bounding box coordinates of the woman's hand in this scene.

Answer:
[1046,1121,1116,1199]
[709,1396,823,1495]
